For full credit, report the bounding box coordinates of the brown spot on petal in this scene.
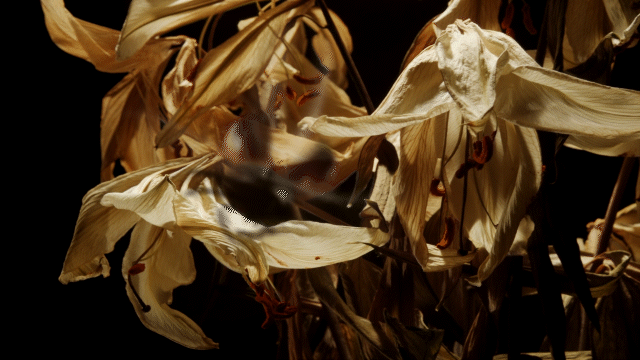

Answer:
[315,256,321,260]
[128,263,146,275]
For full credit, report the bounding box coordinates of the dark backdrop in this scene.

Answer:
[33,0,637,357]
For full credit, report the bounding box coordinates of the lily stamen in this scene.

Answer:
[296,88,321,106]
[285,85,297,100]
[293,73,323,85]
[436,217,455,249]
[472,134,494,165]
[430,178,446,196]
[247,277,297,328]
[127,264,151,313]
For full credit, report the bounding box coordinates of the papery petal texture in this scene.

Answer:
[59,157,199,284]
[123,221,217,349]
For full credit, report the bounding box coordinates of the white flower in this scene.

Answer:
[309,19,640,283]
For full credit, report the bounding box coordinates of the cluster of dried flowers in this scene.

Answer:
[45,0,640,358]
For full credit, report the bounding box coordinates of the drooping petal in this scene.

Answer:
[123,221,216,349]
[563,0,640,69]
[100,36,188,179]
[435,20,538,126]
[437,20,640,156]
[495,66,640,156]
[100,72,160,181]
[309,47,456,137]
[59,156,199,284]
[257,220,390,270]
[173,177,271,283]
[155,0,312,148]
[41,0,186,73]
[116,0,259,60]
[443,115,542,283]
[393,115,445,268]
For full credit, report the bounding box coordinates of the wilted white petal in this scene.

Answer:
[496,66,640,156]
[257,221,390,270]
[59,157,198,284]
[173,178,270,283]
[124,221,217,349]
[309,48,456,137]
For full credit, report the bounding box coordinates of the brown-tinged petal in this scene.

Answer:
[42,0,186,73]
[123,221,217,349]
[156,0,312,148]
[116,0,259,60]
[161,38,199,116]
[100,37,187,180]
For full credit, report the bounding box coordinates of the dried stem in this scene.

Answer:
[318,0,375,114]
[593,156,637,257]
[321,301,354,360]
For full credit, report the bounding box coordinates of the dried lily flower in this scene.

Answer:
[59,153,390,348]
[310,19,640,283]
[46,0,395,349]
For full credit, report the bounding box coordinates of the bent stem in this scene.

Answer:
[593,156,637,257]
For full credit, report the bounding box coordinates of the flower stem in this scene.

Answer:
[458,132,470,256]
[317,0,375,114]
[593,156,637,257]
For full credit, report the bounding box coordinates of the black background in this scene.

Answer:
[31,0,637,357]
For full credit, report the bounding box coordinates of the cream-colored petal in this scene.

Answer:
[422,244,477,271]
[59,157,199,284]
[309,47,456,137]
[173,178,270,283]
[393,115,445,269]
[563,0,640,68]
[304,6,353,89]
[495,66,640,156]
[101,176,177,229]
[257,221,390,270]
[443,116,542,283]
[123,221,217,349]
[432,0,502,34]
[435,20,539,126]
[156,0,311,148]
